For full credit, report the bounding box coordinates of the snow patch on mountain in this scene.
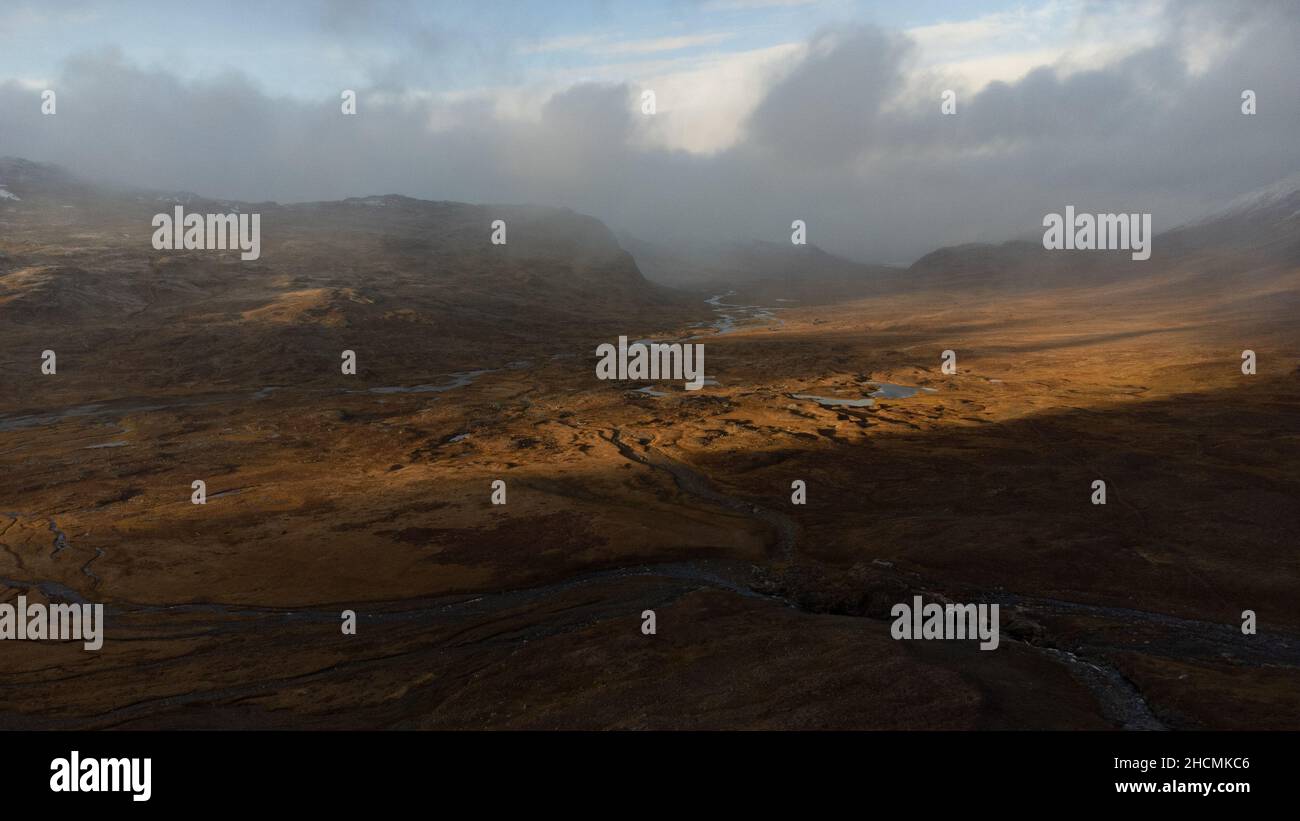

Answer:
[1197,174,1300,223]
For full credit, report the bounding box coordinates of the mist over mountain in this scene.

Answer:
[7,153,1298,316]
[2,0,1298,265]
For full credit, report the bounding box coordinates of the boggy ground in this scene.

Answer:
[2,268,1299,729]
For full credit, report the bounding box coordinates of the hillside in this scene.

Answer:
[0,158,695,406]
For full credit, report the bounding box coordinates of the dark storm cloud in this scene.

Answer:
[744,26,914,166]
[1,0,1297,264]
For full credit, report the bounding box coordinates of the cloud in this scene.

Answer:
[527,32,734,56]
[591,33,735,56]
[744,26,913,166]
[0,1,101,35]
[1,0,1297,265]
[523,34,610,55]
[702,0,821,10]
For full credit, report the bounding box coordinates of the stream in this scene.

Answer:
[0,293,1281,730]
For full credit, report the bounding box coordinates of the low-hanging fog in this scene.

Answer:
[1,0,1298,264]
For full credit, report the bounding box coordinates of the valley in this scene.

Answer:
[1,158,1299,730]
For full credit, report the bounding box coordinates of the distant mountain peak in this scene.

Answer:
[1196,174,1300,224]
[0,156,73,184]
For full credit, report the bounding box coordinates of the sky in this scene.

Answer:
[1,0,1298,263]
